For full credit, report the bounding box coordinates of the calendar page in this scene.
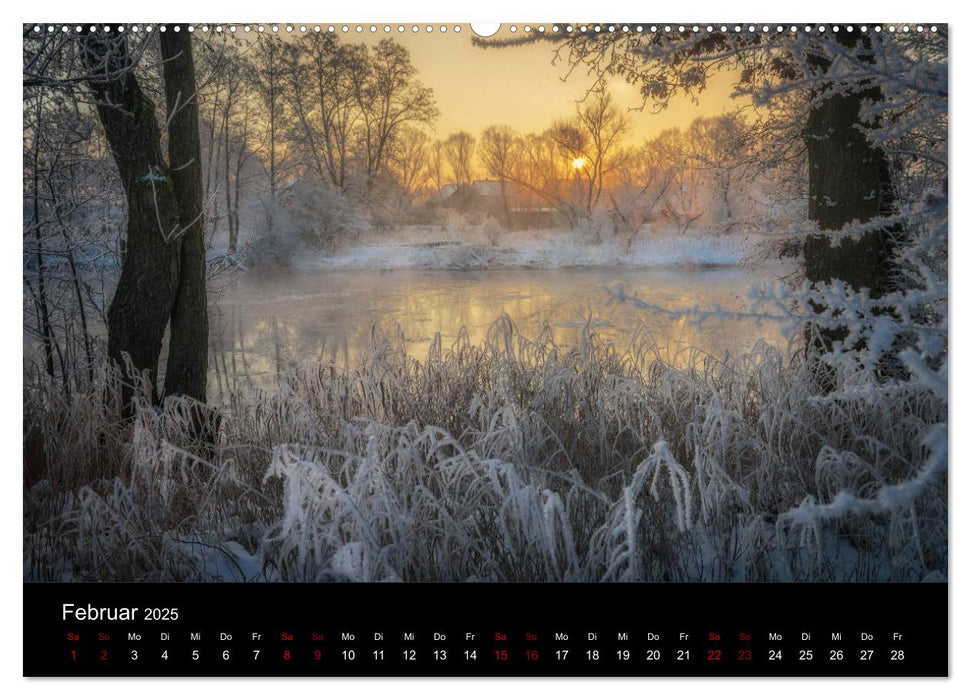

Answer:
[22,20,948,678]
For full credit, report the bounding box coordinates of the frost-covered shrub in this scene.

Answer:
[361,171,412,231]
[439,211,505,245]
[244,180,371,267]
[442,209,470,238]
[278,178,370,253]
[243,197,301,268]
[24,317,946,583]
[573,208,615,244]
[479,216,503,246]
[738,235,803,268]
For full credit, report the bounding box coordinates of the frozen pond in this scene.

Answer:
[207,265,794,394]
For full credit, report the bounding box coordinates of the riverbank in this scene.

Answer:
[301,228,761,270]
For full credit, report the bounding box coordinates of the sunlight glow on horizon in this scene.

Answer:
[355,28,746,143]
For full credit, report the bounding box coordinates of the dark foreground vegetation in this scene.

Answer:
[24,318,946,583]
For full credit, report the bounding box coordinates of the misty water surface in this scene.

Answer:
[207,265,794,395]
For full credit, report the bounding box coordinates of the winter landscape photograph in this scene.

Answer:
[23,23,947,583]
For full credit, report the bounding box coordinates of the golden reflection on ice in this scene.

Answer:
[208,267,789,397]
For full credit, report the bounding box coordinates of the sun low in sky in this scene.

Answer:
[358,26,744,142]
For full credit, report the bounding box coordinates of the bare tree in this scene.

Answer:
[25,91,58,382]
[443,131,476,186]
[197,37,254,255]
[683,113,753,233]
[650,127,704,235]
[428,139,447,196]
[22,27,125,391]
[387,125,431,197]
[351,39,438,186]
[281,34,360,191]
[247,34,293,206]
[510,128,581,225]
[574,88,630,213]
[608,140,675,251]
[482,29,926,307]
[479,124,518,227]
[318,42,365,190]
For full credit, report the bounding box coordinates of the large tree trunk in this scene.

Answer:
[801,35,900,383]
[160,30,208,404]
[803,34,898,297]
[85,30,209,420]
[84,33,183,408]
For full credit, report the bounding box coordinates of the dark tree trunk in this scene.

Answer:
[803,34,898,297]
[84,33,183,408]
[84,30,210,423]
[160,29,208,404]
[32,151,55,380]
[801,34,902,385]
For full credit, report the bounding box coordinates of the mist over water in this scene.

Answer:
[208,265,792,394]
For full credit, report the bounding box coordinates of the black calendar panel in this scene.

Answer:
[24,583,946,677]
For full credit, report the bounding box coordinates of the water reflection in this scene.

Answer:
[209,267,792,398]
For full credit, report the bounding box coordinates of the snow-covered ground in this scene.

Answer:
[300,227,759,270]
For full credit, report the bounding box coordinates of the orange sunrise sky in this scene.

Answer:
[325,26,745,142]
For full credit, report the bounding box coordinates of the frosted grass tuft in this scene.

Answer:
[24,317,946,583]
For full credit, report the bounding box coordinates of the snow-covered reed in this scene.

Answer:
[23,316,945,583]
